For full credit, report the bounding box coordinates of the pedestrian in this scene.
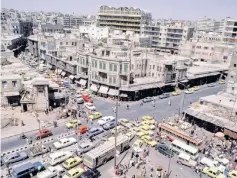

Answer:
[163,170,167,178]
[131,151,134,159]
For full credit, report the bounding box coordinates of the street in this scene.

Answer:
[1,84,224,151]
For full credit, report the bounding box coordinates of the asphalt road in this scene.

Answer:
[1,84,224,152]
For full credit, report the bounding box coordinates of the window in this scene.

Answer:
[124,64,128,73]
[66,42,68,45]
[103,62,106,70]
[234,64,236,67]
[157,66,159,71]
[153,65,155,70]
[99,62,102,69]
[109,76,112,83]
[109,63,113,71]
[72,42,74,45]
[223,56,228,59]
[204,47,208,50]
[92,60,94,67]
[114,64,117,72]
[132,64,134,70]
[232,87,235,91]
[12,81,17,87]
[95,61,97,68]
[2,81,7,88]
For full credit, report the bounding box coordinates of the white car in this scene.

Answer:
[184,89,193,94]
[37,165,65,178]
[53,137,77,150]
[98,116,115,126]
[76,93,82,98]
[84,102,96,111]
[214,155,230,166]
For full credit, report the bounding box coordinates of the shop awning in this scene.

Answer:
[4,91,20,96]
[98,85,109,94]
[61,71,66,76]
[108,88,119,96]
[90,84,98,92]
[56,69,62,74]
[79,79,87,86]
[120,93,128,97]
[69,75,75,80]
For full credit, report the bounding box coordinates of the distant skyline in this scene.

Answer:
[2,0,237,20]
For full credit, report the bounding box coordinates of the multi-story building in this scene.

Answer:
[196,16,224,33]
[40,23,64,33]
[222,17,237,44]
[226,49,237,95]
[63,15,83,28]
[180,39,234,62]
[79,24,111,40]
[141,21,194,53]
[97,6,152,34]
[28,35,39,57]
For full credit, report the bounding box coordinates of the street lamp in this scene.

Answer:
[177,81,188,116]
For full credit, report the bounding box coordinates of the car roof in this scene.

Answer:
[80,142,92,147]
[40,129,49,132]
[68,167,83,174]
[12,162,34,173]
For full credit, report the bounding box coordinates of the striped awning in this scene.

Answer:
[108,88,119,96]
[98,85,109,94]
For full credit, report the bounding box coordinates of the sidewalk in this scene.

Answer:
[1,106,69,139]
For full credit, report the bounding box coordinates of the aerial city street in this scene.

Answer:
[1,0,237,178]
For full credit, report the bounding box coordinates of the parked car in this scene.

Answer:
[141,135,157,147]
[53,137,77,150]
[98,116,115,126]
[111,126,125,134]
[191,86,200,91]
[219,80,225,84]
[177,153,197,168]
[12,162,38,178]
[119,118,133,128]
[63,156,83,170]
[103,121,116,130]
[184,89,193,94]
[75,125,88,135]
[133,139,143,148]
[207,83,215,87]
[159,93,170,99]
[66,120,81,129]
[155,144,174,157]
[88,112,102,120]
[172,90,181,96]
[29,145,49,157]
[79,169,100,178]
[142,97,153,103]
[35,129,52,140]
[2,152,28,164]
[87,127,104,138]
[77,98,84,104]
[84,102,96,111]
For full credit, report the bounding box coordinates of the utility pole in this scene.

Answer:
[114,61,121,169]
[37,119,43,158]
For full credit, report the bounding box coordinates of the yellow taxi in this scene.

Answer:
[140,126,154,136]
[191,86,200,91]
[202,167,225,178]
[111,126,124,134]
[229,170,237,178]
[219,80,225,84]
[133,139,143,148]
[172,90,181,96]
[141,135,157,147]
[63,167,84,178]
[88,112,102,120]
[63,156,83,169]
[142,116,156,125]
[66,120,81,129]
[142,123,155,130]
[136,131,145,137]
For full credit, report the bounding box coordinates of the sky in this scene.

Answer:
[1,0,237,20]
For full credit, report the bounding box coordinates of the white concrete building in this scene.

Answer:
[79,24,111,40]
[226,49,237,95]
[222,17,237,44]
[97,6,152,34]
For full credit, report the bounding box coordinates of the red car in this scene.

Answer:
[82,94,93,103]
[35,129,52,139]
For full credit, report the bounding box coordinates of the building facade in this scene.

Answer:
[222,18,237,44]
[226,50,237,95]
[97,6,152,34]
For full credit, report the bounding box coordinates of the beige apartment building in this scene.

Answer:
[180,40,234,62]
[97,6,152,34]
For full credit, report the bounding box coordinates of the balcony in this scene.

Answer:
[99,21,141,27]
[98,13,141,17]
[98,16,141,22]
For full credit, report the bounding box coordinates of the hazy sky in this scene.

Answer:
[2,0,237,20]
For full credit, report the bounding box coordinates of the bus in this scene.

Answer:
[171,140,199,160]
[83,135,130,169]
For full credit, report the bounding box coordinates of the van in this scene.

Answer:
[48,151,73,166]
[155,144,174,157]
[12,162,37,178]
[177,153,197,168]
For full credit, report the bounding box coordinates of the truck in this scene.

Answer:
[29,145,49,157]
[37,165,65,178]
